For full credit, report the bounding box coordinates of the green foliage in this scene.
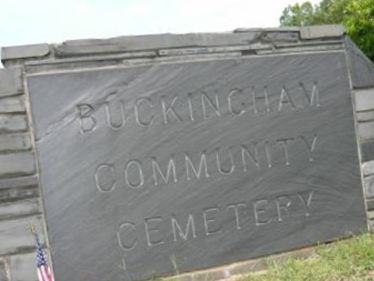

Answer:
[237,233,374,281]
[280,2,316,26]
[280,0,374,61]
[344,0,374,61]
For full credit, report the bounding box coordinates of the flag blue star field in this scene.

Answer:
[34,232,55,281]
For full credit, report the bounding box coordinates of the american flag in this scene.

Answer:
[34,232,55,281]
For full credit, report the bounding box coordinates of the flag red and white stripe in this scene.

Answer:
[34,232,55,281]
[37,265,54,281]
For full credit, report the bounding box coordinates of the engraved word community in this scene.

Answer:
[93,134,317,192]
[81,81,320,192]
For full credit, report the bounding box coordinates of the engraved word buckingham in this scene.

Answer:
[77,81,319,134]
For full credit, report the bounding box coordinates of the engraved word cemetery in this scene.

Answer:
[0,25,373,281]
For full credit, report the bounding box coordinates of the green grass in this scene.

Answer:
[238,233,374,281]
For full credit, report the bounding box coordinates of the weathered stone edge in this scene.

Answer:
[0,66,41,212]
[1,44,50,61]
[345,37,374,89]
[1,25,345,64]
[353,84,374,232]
[0,67,23,97]
[0,66,48,281]
[300,24,344,39]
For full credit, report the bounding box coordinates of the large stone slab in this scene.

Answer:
[27,51,366,281]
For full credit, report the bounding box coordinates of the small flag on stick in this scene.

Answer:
[29,224,55,281]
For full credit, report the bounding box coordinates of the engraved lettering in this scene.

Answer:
[264,140,273,168]
[187,93,195,121]
[105,94,126,130]
[203,207,222,235]
[228,88,245,116]
[161,96,183,124]
[185,152,209,180]
[171,214,196,241]
[254,200,272,225]
[94,164,116,192]
[276,138,294,166]
[78,81,321,133]
[134,97,154,127]
[298,191,314,216]
[152,157,178,186]
[77,104,96,133]
[227,203,247,230]
[252,86,270,114]
[276,196,292,222]
[96,134,320,196]
[144,217,164,247]
[201,92,221,119]
[113,190,317,253]
[278,86,296,111]
[300,81,320,107]
[241,142,260,171]
[216,147,235,175]
[299,135,317,162]
[117,222,137,251]
[124,160,144,189]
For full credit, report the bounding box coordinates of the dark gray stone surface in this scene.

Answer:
[345,38,374,89]
[27,52,366,281]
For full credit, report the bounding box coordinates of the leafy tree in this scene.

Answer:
[344,0,374,60]
[280,0,374,61]
[280,2,317,26]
